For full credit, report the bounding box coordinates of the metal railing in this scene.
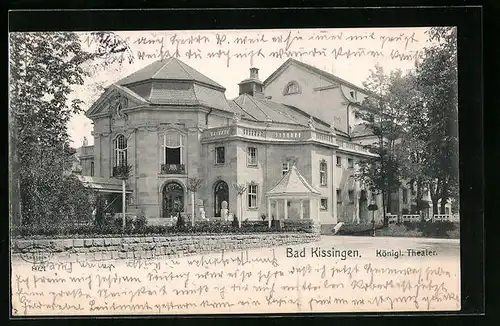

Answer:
[160,164,186,175]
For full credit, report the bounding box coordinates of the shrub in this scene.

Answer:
[176,214,185,228]
[231,215,239,228]
[420,221,456,238]
[336,222,384,236]
[403,221,420,231]
[282,219,313,232]
[135,213,148,232]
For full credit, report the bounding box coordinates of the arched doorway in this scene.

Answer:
[214,180,229,217]
[162,181,184,218]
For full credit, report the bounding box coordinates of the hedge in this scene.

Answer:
[336,221,459,239]
[11,216,315,239]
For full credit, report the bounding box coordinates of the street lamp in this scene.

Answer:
[368,200,378,237]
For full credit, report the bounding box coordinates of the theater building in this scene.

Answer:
[78,57,446,225]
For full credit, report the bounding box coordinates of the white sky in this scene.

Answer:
[69,27,434,147]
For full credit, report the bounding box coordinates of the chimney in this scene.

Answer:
[238,67,264,98]
[250,67,259,80]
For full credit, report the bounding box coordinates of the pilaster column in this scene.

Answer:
[332,155,337,224]
[284,199,288,220]
[299,200,304,220]
[354,181,360,224]
[309,199,315,220]
[317,198,321,222]
[267,199,272,228]
[92,132,101,177]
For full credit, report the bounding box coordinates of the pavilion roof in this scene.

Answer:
[266,165,321,198]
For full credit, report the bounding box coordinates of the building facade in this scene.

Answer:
[79,57,449,225]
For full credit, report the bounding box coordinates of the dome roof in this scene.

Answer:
[116,57,225,90]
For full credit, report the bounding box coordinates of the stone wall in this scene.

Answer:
[11,232,320,263]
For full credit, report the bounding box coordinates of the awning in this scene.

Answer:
[77,175,132,194]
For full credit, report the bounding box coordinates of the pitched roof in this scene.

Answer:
[230,94,349,134]
[115,57,225,90]
[263,58,374,96]
[266,165,321,198]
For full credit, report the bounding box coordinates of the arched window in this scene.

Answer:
[319,160,327,186]
[163,131,185,165]
[283,81,300,95]
[113,134,127,167]
[214,180,229,217]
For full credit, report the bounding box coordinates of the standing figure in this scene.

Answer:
[221,201,229,221]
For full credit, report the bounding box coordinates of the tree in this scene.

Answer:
[10,33,87,226]
[233,184,247,228]
[415,27,458,214]
[187,177,204,227]
[389,71,430,216]
[355,65,406,227]
[9,32,132,227]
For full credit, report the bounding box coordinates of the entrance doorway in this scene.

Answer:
[162,181,184,218]
[214,180,229,217]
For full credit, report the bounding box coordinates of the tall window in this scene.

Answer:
[319,160,327,186]
[114,134,127,167]
[163,131,185,164]
[90,162,94,176]
[247,147,258,166]
[336,156,342,167]
[215,146,225,164]
[336,189,342,203]
[248,184,258,208]
[282,161,290,175]
[348,158,354,169]
[284,81,300,95]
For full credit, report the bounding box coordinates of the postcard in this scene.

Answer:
[9,26,461,316]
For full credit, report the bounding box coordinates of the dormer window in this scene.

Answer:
[350,90,357,100]
[283,81,300,95]
[282,161,290,176]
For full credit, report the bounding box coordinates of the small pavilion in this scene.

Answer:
[265,165,321,228]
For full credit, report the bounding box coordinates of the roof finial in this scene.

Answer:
[82,136,88,146]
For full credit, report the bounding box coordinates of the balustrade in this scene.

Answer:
[201,125,344,145]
